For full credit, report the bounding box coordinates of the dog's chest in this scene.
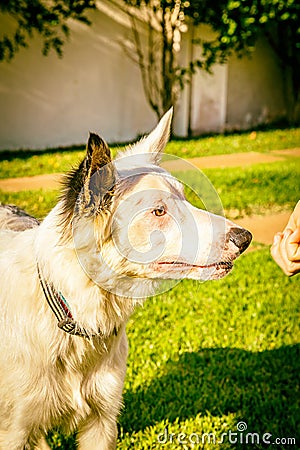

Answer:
[48,340,104,425]
[49,333,126,429]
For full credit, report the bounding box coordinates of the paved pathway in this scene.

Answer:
[1,148,299,192]
[162,148,300,171]
[0,148,299,246]
[0,173,62,192]
[235,213,291,246]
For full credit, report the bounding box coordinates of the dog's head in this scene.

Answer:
[60,109,252,294]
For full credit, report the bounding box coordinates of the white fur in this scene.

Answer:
[0,109,251,449]
[0,223,128,449]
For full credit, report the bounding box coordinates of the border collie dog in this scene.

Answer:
[0,109,251,449]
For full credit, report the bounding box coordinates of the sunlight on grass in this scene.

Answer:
[182,159,300,218]
[0,127,299,178]
[166,127,300,158]
[0,190,59,220]
[1,158,299,221]
[0,150,85,179]
[117,249,299,449]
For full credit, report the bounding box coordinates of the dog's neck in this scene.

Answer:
[37,263,121,339]
[34,205,139,338]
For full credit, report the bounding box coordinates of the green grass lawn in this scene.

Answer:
[119,249,299,449]
[0,127,299,178]
[168,127,300,159]
[0,189,59,220]
[2,159,299,220]
[182,158,300,218]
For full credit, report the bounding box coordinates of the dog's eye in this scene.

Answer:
[152,206,166,217]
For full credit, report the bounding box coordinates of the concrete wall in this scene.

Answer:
[226,35,286,130]
[0,4,287,150]
[188,24,228,136]
[0,5,156,150]
[180,28,286,136]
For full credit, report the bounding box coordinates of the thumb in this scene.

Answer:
[286,227,300,262]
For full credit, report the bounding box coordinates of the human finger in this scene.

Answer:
[286,227,300,262]
[285,201,300,231]
[271,231,300,276]
[271,233,286,271]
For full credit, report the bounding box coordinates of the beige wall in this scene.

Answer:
[181,29,286,136]
[0,6,287,150]
[189,25,228,136]
[174,26,286,137]
[226,36,286,130]
[0,7,156,150]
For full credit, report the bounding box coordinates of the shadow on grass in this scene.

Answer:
[0,143,126,161]
[47,345,299,448]
[120,345,300,443]
[0,145,86,162]
[1,120,296,162]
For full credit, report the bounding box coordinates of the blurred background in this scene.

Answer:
[0,0,299,150]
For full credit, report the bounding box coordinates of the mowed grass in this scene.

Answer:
[0,149,85,179]
[0,189,59,220]
[119,249,299,449]
[0,127,299,178]
[181,159,300,218]
[1,159,299,220]
[168,127,300,159]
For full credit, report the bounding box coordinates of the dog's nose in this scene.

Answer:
[228,227,252,253]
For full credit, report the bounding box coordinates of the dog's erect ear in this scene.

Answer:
[85,133,112,173]
[61,133,116,223]
[118,108,173,165]
[143,107,173,159]
[79,133,116,215]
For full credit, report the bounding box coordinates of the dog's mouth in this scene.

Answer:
[152,259,234,280]
[157,260,233,269]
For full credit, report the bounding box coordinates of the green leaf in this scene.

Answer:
[259,15,268,24]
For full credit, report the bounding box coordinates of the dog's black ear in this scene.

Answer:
[61,133,116,224]
[85,133,112,177]
[79,133,116,215]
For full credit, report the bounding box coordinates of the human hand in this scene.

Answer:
[271,201,300,276]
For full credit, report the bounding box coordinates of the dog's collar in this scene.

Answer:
[37,264,117,339]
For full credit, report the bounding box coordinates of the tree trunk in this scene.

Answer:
[161,8,174,116]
